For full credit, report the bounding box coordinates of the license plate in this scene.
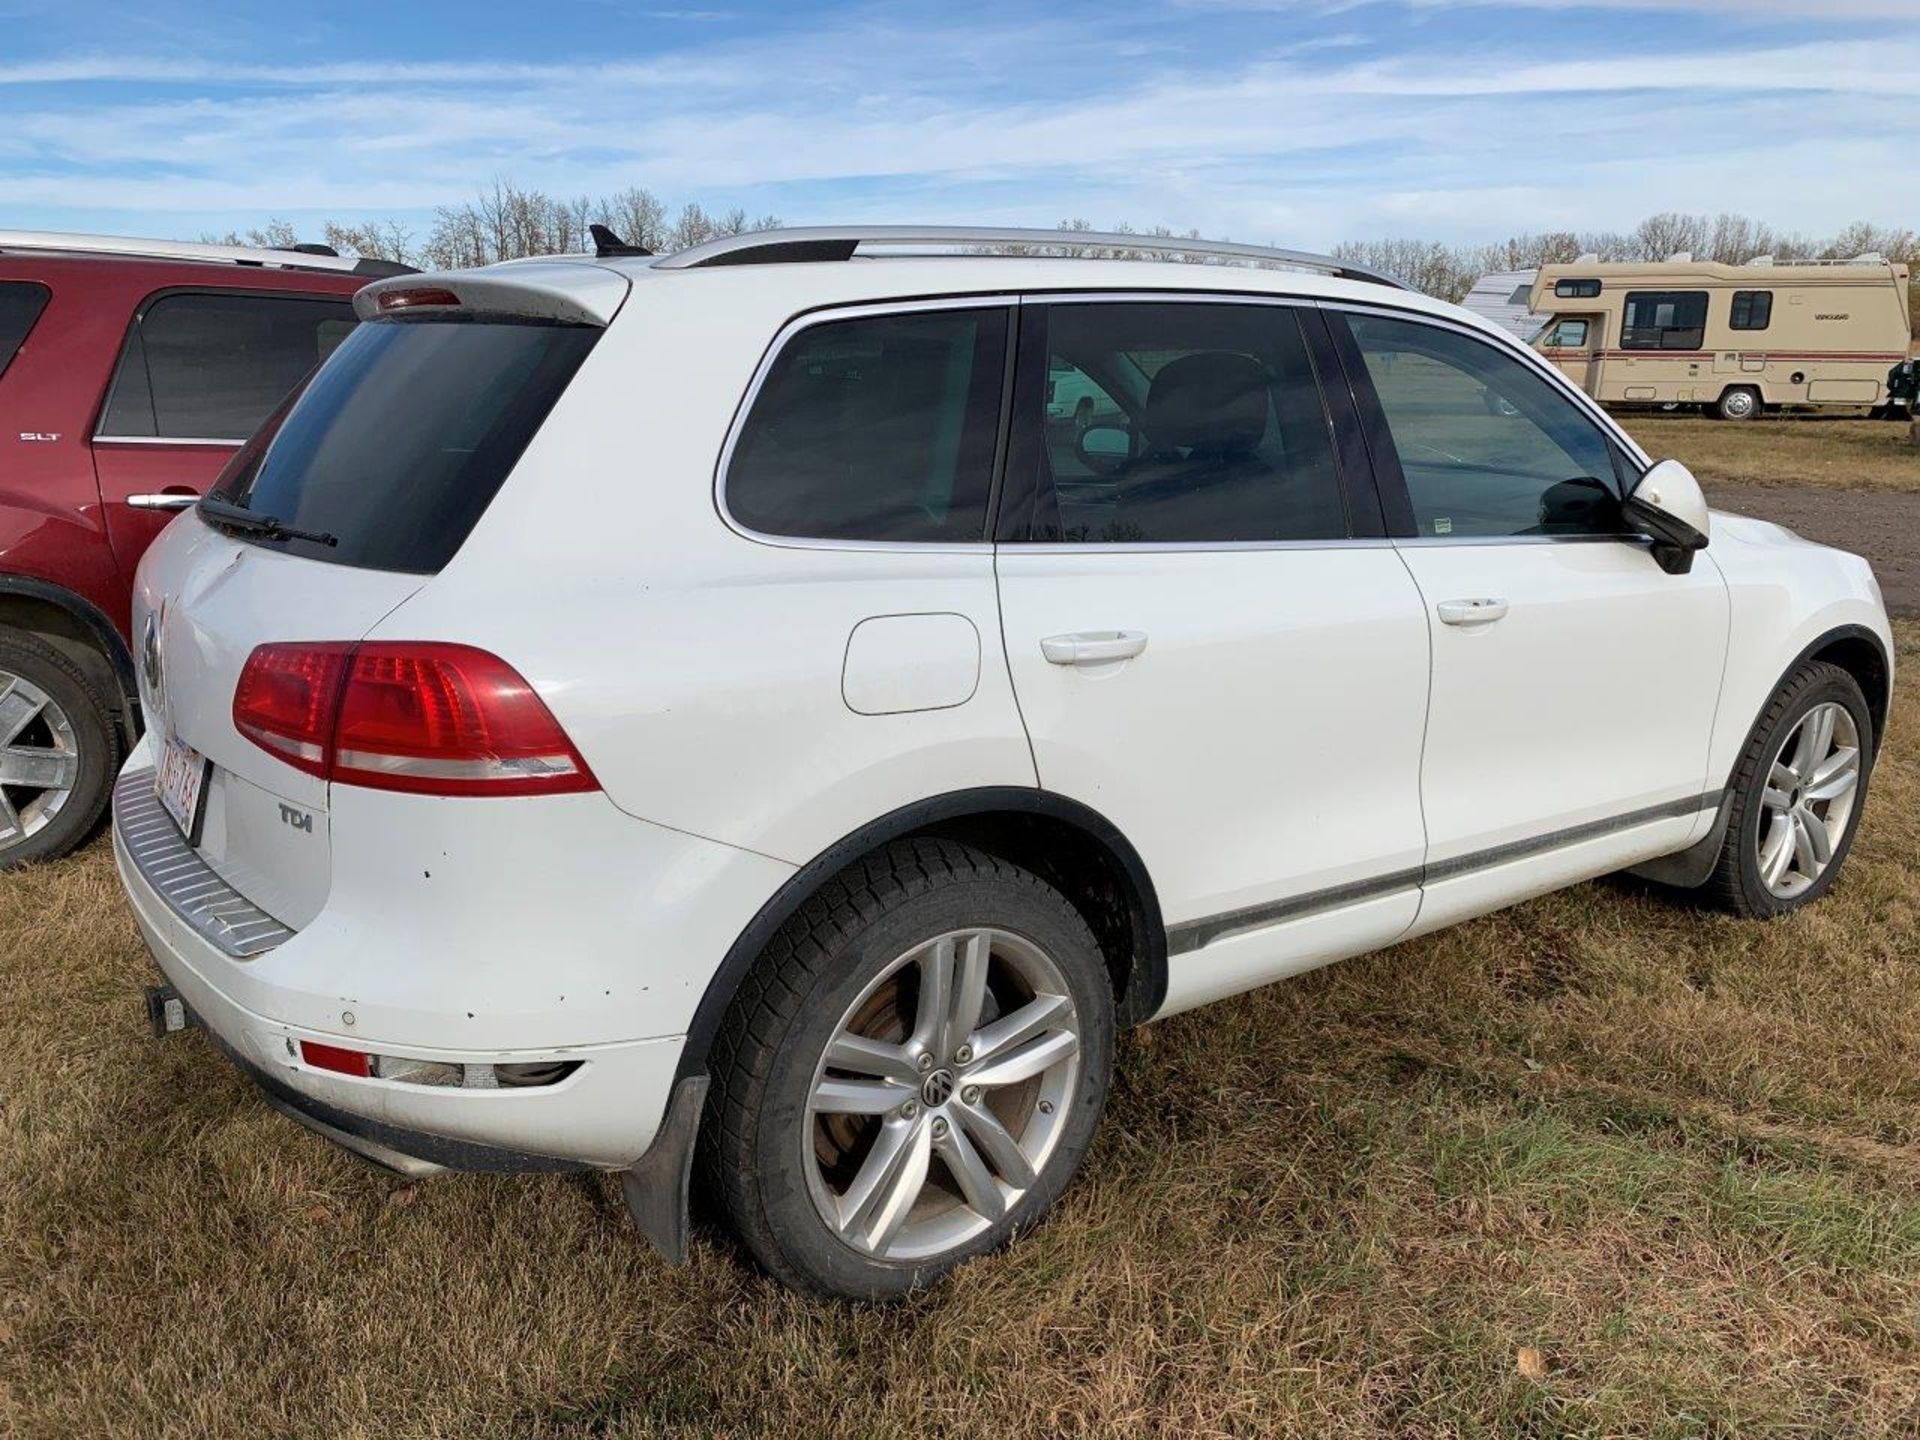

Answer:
[155,734,210,843]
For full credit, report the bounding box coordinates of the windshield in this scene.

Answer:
[210,315,598,573]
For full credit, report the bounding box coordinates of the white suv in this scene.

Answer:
[113,226,1892,1299]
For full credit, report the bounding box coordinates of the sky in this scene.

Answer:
[1,0,1914,251]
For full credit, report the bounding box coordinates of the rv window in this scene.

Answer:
[1544,319,1589,348]
[1507,285,1533,306]
[1730,291,1773,331]
[1621,291,1708,351]
[1554,278,1602,299]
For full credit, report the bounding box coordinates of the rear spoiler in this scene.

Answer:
[354,263,630,327]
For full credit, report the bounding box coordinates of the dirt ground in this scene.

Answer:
[1707,484,1920,616]
[1619,414,1920,616]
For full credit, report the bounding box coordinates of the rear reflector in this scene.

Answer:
[233,641,596,796]
[301,1040,372,1077]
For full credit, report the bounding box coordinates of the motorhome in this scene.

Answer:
[1529,256,1913,419]
[1462,268,1542,342]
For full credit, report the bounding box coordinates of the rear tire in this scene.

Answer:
[1716,386,1761,422]
[0,629,120,868]
[702,838,1114,1298]
[1699,661,1873,918]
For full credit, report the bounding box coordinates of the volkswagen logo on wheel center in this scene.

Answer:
[920,1068,957,1108]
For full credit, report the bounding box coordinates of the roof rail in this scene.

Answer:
[0,230,415,277]
[1742,252,1893,268]
[651,226,1410,290]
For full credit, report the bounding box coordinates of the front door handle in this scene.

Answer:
[1041,630,1148,666]
[1436,598,1509,627]
[126,493,200,511]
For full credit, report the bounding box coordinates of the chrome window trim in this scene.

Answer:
[1393,533,1652,549]
[713,287,1657,556]
[713,295,1018,555]
[1007,538,1393,556]
[1022,289,1320,307]
[93,434,245,448]
[1032,290,1661,551]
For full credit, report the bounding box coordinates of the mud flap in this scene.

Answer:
[1628,791,1733,888]
[620,1073,708,1265]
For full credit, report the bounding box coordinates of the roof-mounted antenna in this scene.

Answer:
[590,223,653,259]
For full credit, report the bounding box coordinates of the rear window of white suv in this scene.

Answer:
[208,315,598,573]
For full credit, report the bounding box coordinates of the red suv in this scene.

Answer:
[0,231,411,866]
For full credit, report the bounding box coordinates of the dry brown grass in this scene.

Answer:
[1621,415,1919,492]
[5,579,1920,1431]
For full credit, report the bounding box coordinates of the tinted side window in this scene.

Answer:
[1346,313,1624,540]
[1621,291,1708,351]
[1026,302,1346,544]
[1555,278,1602,299]
[99,292,356,440]
[0,282,51,381]
[726,308,1007,542]
[1730,290,1773,331]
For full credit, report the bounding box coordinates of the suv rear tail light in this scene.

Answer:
[233,642,596,796]
[231,642,349,778]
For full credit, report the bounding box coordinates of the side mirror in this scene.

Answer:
[1625,458,1711,574]
[1075,423,1131,474]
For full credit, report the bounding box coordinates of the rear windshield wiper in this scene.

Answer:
[198,495,339,548]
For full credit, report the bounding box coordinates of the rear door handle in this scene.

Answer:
[126,493,200,511]
[1436,598,1509,627]
[1041,630,1148,666]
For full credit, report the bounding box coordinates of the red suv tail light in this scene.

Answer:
[232,642,597,796]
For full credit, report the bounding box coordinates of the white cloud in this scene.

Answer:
[2,10,1913,248]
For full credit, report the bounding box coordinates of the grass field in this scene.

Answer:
[1625,415,1918,493]
[4,428,1919,1437]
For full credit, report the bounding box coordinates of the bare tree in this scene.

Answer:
[1632,211,1710,262]
[207,200,1912,314]
[323,218,417,265]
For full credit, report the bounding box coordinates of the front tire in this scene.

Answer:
[1701,661,1873,918]
[703,838,1114,1298]
[0,630,119,868]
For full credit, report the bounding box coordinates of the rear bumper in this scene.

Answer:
[208,1021,586,1178]
[112,751,705,1170]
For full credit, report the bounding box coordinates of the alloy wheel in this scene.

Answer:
[1757,701,1860,900]
[0,669,80,850]
[803,927,1082,1261]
